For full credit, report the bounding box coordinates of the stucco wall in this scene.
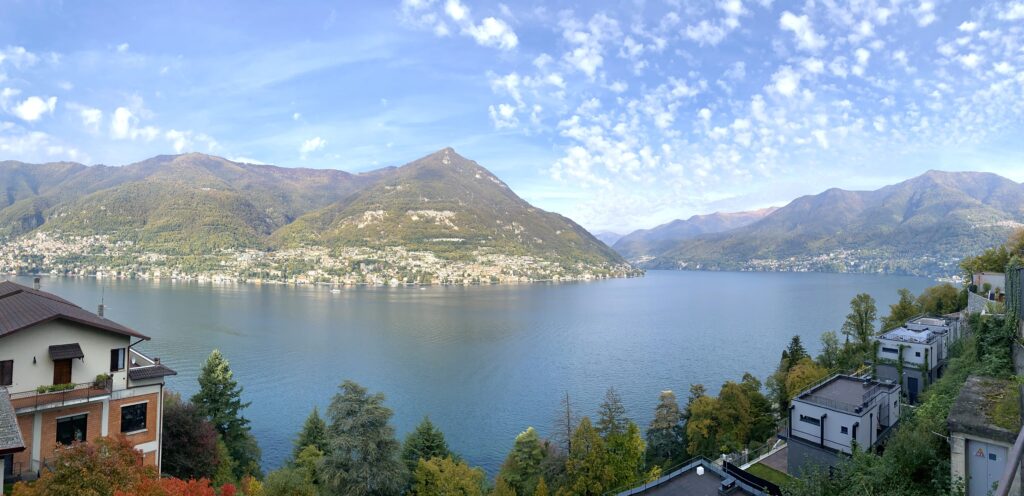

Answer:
[0,321,133,393]
[791,400,875,454]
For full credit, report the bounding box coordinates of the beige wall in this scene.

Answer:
[0,320,134,393]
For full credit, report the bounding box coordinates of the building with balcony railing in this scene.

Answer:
[874,315,957,403]
[783,374,901,477]
[0,280,176,484]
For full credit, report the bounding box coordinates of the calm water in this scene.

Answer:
[12,271,932,473]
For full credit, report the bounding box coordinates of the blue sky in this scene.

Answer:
[1,0,1023,232]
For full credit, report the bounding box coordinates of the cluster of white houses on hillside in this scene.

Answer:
[0,280,175,491]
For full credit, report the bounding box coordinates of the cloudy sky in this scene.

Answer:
[2,1,1023,232]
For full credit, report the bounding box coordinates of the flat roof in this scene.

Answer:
[879,325,943,344]
[618,462,765,496]
[907,316,952,327]
[796,375,898,413]
[948,375,1020,445]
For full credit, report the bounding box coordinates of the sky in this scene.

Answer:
[1,0,1023,233]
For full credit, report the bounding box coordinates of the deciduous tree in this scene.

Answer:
[562,417,613,496]
[411,457,485,496]
[162,391,222,481]
[842,293,878,350]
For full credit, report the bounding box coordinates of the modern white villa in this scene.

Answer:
[874,315,958,403]
[784,374,902,476]
[0,280,175,484]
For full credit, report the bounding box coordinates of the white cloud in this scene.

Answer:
[292,112,301,120]
[110,107,159,141]
[609,81,628,93]
[779,11,827,52]
[958,53,982,69]
[0,46,39,69]
[10,95,57,121]
[913,1,936,27]
[444,0,467,22]
[116,43,130,53]
[802,58,825,74]
[852,48,871,76]
[561,14,620,78]
[958,21,978,32]
[230,156,267,165]
[166,130,190,153]
[488,103,518,128]
[466,17,518,50]
[299,136,327,157]
[699,108,712,120]
[769,66,801,97]
[998,2,1024,20]
[67,103,102,132]
[685,20,730,46]
[993,62,1014,75]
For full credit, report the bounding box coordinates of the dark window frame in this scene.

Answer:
[0,360,11,386]
[841,426,849,434]
[799,414,821,426]
[110,348,126,372]
[881,347,898,354]
[120,402,147,433]
[56,413,88,445]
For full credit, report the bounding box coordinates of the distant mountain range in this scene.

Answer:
[0,149,626,281]
[612,171,1024,277]
[612,208,777,259]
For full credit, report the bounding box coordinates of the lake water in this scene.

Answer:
[11,271,933,474]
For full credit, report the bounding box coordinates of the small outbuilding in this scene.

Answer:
[947,375,1022,496]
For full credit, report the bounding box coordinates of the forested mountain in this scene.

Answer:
[612,208,776,260]
[0,149,624,276]
[642,170,1024,276]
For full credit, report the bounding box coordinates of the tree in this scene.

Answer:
[784,335,809,370]
[842,293,878,350]
[161,391,222,481]
[684,395,719,458]
[596,388,629,438]
[293,407,329,460]
[411,457,485,496]
[881,289,919,331]
[716,381,753,453]
[740,374,776,443]
[402,417,453,472]
[553,391,579,453]
[13,436,154,496]
[816,331,842,370]
[263,446,322,496]
[785,357,830,400]
[562,417,613,496]
[191,349,261,479]
[917,283,962,315]
[492,477,517,496]
[321,380,408,496]
[499,427,546,496]
[645,390,685,467]
[604,422,645,490]
[533,477,549,496]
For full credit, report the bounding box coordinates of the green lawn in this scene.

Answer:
[746,462,794,487]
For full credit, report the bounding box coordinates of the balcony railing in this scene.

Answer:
[9,380,112,410]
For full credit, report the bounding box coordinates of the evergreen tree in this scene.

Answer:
[499,427,546,496]
[645,390,685,467]
[191,349,261,479]
[784,335,808,371]
[403,417,453,472]
[596,387,628,437]
[293,407,329,460]
[492,476,518,496]
[605,421,645,490]
[533,477,549,496]
[563,417,613,496]
[321,380,408,496]
[842,293,878,350]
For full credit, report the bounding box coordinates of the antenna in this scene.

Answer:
[98,287,106,318]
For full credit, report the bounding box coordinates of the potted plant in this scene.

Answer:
[94,373,112,389]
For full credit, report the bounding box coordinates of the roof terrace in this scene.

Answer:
[796,375,898,414]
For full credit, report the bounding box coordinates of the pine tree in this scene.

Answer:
[492,476,518,496]
[293,407,330,460]
[605,421,645,490]
[645,390,685,467]
[321,380,408,496]
[191,349,261,479]
[403,417,453,472]
[596,387,628,438]
[499,427,545,495]
[533,477,549,496]
[563,417,613,496]
[784,335,808,370]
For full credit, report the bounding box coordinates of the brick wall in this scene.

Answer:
[12,415,33,474]
[109,393,160,447]
[37,402,103,465]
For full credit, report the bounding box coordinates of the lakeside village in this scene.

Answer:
[0,233,639,286]
[2,233,1024,496]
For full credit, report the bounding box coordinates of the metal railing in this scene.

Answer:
[801,394,863,414]
[9,380,112,410]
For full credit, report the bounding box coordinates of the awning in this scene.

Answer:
[49,343,84,361]
[128,364,178,381]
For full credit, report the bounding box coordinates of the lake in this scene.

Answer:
[11,270,933,474]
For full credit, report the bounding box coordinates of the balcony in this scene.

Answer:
[9,380,112,411]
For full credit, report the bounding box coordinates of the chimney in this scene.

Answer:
[154,357,161,365]
[33,277,40,290]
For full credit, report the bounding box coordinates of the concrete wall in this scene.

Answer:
[791,400,875,454]
[788,438,845,478]
[876,363,932,402]
[0,321,133,393]
[878,339,940,367]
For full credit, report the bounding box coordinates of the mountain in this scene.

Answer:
[271,148,622,266]
[593,231,624,246]
[647,171,1024,276]
[612,208,777,260]
[0,149,625,278]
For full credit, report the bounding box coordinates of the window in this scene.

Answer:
[841,426,848,435]
[799,414,820,426]
[0,360,11,386]
[56,414,87,445]
[915,351,921,357]
[881,347,898,354]
[110,348,126,372]
[121,403,147,433]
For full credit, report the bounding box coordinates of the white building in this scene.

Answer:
[874,315,958,403]
[786,374,902,476]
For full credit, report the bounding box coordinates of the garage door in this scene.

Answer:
[967,439,1008,496]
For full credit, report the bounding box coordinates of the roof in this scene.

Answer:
[49,343,85,360]
[879,325,944,344]
[617,459,770,496]
[795,374,899,413]
[0,387,26,455]
[0,281,148,340]
[128,364,177,381]
[947,375,1020,445]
